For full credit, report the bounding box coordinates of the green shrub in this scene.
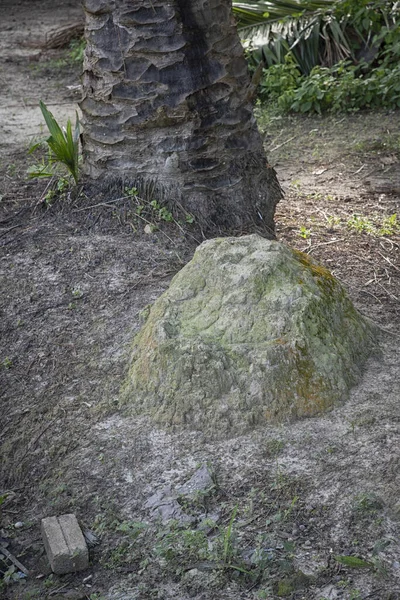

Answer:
[260,55,400,114]
[259,54,302,109]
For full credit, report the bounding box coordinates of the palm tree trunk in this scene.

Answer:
[80,0,282,233]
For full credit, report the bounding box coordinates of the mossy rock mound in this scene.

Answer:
[121,235,376,435]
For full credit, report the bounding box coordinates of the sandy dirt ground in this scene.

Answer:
[1,2,400,600]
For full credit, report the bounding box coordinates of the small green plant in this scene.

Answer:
[43,574,56,588]
[2,565,21,584]
[6,164,17,177]
[222,505,238,566]
[326,215,341,229]
[150,199,173,222]
[116,520,148,538]
[290,179,301,190]
[27,149,54,179]
[299,226,311,239]
[347,214,375,234]
[354,492,383,514]
[346,213,399,236]
[122,186,180,228]
[124,186,138,198]
[379,213,398,236]
[185,213,195,224]
[263,438,285,458]
[154,521,210,574]
[1,357,13,369]
[38,101,80,183]
[68,38,86,63]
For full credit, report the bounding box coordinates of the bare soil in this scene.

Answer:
[1,3,399,600]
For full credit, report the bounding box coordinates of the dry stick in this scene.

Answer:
[306,238,344,254]
[360,288,382,303]
[344,250,382,268]
[48,581,72,596]
[0,545,29,576]
[375,279,398,301]
[270,135,297,153]
[378,251,400,272]
[380,237,399,250]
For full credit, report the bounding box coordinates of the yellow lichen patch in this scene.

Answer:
[292,249,338,297]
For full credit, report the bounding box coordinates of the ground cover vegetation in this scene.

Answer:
[234,0,400,113]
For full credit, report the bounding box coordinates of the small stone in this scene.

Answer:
[41,514,89,575]
[14,521,24,528]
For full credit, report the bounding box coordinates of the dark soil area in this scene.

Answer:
[1,2,399,600]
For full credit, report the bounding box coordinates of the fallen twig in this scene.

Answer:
[306,238,344,254]
[0,545,29,576]
[270,135,297,153]
[378,251,400,273]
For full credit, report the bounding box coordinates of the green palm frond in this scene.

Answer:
[233,0,335,30]
[39,101,80,184]
[233,0,354,74]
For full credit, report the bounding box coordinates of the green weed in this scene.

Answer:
[299,226,311,239]
[154,522,210,574]
[222,505,238,566]
[68,38,86,63]
[379,213,398,236]
[263,438,286,458]
[121,186,193,230]
[1,357,13,369]
[347,213,399,236]
[347,214,375,234]
[326,215,341,228]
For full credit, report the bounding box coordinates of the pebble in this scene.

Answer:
[14,522,23,528]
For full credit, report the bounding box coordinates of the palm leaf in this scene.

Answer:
[234,0,357,74]
[39,101,80,183]
[334,555,373,569]
[233,0,335,30]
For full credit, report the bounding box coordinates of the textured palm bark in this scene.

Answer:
[80,0,282,233]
